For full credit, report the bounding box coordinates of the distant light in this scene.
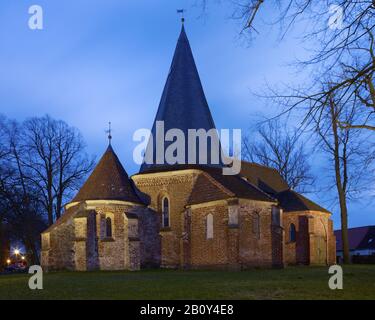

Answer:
[21,256,25,260]
[6,259,11,264]
[14,249,20,255]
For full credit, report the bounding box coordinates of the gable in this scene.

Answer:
[240,161,289,194]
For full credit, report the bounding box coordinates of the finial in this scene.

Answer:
[106,121,112,145]
[177,9,185,24]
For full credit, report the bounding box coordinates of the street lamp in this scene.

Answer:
[6,259,11,265]
[14,249,20,256]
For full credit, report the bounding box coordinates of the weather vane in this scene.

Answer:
[177,9,185,24]
[106,121,112,145]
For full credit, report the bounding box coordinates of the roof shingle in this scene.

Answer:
[140,25,222,172]
[240,161,289,194]
[276,189,329,213]
[72,145,144,204]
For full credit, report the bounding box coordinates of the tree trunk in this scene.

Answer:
[330,98,351,264]
[47,168,54,225]
[56,195,62,220]
[24,237,40,265]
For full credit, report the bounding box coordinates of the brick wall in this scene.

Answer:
[238,200,274,267]
[283,211,335,266]
[189,203,230,267]
[133,171,198,268]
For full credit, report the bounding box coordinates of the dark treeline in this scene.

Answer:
[0,114,94,265]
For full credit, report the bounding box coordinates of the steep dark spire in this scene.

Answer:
[73,145,143,204]
[140,25,222,172]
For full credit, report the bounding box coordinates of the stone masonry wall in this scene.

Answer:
[41,219,75,271]
[42,201,147,271]
[94,204,138,270]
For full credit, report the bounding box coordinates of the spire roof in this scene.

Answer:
[140,25,222,172]
[72,145,143,204]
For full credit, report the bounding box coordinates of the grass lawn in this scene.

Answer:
[0,265,374,300]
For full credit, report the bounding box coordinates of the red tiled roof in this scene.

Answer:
[72,145,143,204]
[187,172,233,205]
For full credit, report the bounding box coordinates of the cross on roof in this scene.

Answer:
[177,9,185,24]
[106,121,112,145]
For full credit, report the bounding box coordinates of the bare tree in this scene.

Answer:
[0,114,95,263]
[200,0,375,264]
[0,118,47,264]
[309,83,374,263]
[242,120,315,192]
[200,1,375,130]
[21,115,95,225]
[52,119,96,219]
[0,115,11,267]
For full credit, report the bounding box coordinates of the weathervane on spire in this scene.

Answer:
[177,9,185,24]
[106,121,112,145]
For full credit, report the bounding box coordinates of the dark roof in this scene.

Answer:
[335,226,375,251]
[187,173,233,205]
[208,170,275,204]
[240,161,289,194]
[137,164,275,204]
[140,25,222,172]
[276,189,330,213]
[72,145,144,204]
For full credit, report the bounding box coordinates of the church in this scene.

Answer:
[41,23,336,271]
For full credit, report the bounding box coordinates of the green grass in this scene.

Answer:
[0,265,374,300]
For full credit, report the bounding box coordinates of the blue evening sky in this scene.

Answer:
[0,0,373,229]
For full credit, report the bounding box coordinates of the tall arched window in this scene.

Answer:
[253,213,260,239]
[289,223,296,242]
[206,214,213,239]
[162,197,170,227]
[106,217,112,238]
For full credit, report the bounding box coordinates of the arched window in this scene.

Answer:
[106,217,112,238]
[253,213,260,239]
[206,214,213,239]
[162,197,170,228]
[289,223,296,242]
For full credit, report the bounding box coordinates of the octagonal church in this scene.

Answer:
[41,24,336,271]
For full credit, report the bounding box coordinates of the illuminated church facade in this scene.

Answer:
[41,24,336,271]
